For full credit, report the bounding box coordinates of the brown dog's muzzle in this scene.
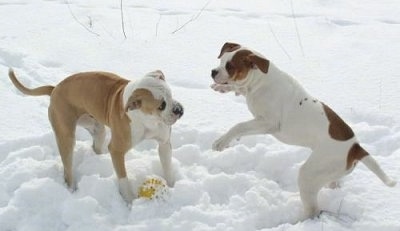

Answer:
[172,102,184,118]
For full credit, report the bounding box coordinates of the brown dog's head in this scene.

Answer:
[211,42,270,85]
[124,70,183,125]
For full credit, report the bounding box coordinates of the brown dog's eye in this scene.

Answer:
[158,101,166,111]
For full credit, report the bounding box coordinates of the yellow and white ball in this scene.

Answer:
[138,175,169,200]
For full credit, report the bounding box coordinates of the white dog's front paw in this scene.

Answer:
[211,83,232,93]
[212,135,231,151]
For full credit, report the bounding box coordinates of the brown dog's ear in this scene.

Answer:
[248,54,269,73]
[218,42,241,58]
[146,70,165,81]
[125,88,151,111]
[157,70,165,81]
[126,96,141,111]
[152,70,165,81]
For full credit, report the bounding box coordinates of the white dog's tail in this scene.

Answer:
[360,155,397,187]
[8,68,54,96]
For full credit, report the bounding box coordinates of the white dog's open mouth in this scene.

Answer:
[213,79,229,85]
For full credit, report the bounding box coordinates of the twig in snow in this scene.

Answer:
[290,0,305,57]
[156,14,162,37]
[266,19,292,60]
[88,16,93,28]
[120,0,127,39]
[378,76,382,110]
[171,0,212,34]
[65,0,100,37]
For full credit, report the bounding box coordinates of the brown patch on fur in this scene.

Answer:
[218,42,241,58]
[347,143,369,170]
[229,50,252,81]
[126,88,163,114]
[322,103,354,141]
[228,50,270,81]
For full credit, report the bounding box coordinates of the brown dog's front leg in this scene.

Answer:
[109,136,134,203]
[158,141,174,187]
[110,150,135,202]
[107,121,134,202]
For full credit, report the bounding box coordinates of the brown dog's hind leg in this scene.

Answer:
[77,114,106,154]
[49,106,78,189]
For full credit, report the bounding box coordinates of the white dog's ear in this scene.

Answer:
[248,54,269,73]
[218,42,241,58]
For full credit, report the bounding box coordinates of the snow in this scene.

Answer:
[0,0,399,230]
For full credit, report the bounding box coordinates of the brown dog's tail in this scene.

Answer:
[8,68,54,96]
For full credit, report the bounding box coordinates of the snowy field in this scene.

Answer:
[0,0,399,230]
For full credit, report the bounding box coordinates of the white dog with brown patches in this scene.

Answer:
[8,69,183,203]
[211,42,396,219]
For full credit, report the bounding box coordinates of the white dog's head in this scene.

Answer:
[123,70,183,125]
[211,42,270,85]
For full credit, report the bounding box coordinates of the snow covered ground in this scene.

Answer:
[0,0,399,230]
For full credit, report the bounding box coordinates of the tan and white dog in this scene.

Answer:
[211,42,396,219]
[8,69,183,202]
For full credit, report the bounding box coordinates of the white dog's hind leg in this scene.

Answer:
[298,167,322,219]
[298,152,337,220]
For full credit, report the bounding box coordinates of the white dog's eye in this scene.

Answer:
[158,101,166,111]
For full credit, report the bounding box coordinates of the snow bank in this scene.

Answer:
[0,0,399,230]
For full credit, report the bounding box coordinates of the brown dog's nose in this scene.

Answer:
[211,69,218,79]
[173,103,184,118]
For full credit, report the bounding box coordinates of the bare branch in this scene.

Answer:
[266,19,292,60]
[156,14,162,37]
[120,0,127,39]
[65,0,100,37]
[290,0,305,57]
[171,0,212,34]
